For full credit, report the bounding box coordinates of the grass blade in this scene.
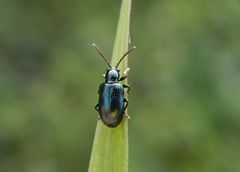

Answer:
[88,0,132,172]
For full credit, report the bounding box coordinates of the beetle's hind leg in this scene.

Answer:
[123,84,131,94]
[123,98,131,119]
[94,104,101,120]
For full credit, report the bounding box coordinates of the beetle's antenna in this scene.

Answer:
[115,46,136,68]
[92,43,111,68]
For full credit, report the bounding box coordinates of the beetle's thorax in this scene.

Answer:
[105,67,120,84]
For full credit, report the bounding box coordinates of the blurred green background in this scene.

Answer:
[1,0,240,172]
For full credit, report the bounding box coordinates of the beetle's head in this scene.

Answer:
[92,43,136,83]
[105,67,120,83]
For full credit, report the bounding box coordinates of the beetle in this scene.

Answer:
[92,43,136,128]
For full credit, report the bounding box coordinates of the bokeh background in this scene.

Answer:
[1,0,240,172]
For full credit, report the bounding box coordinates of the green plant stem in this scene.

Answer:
[88,0,132,172]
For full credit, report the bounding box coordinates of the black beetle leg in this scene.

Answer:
[123,98,131,119]
[95,104,99,111]
[119,75,127,81]
[123,84,131,94]
[124,98,129,110]
[95,104,100,120]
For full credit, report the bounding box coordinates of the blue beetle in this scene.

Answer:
[92,43,136,128]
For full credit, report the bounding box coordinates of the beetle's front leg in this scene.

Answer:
[119,68,130,81]
[123,84,131,94]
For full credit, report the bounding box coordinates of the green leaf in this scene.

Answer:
[88,0,133,172]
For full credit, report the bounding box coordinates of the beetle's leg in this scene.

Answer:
[123,98,131,119]
[95,104,100,120]
[95,104,99,111]
[119,75,127,81]
[123,84,131,94]
[124,98,129,110]
[124,113,131,119]
[119,68,130,81]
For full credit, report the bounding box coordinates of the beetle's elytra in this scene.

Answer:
[93,43,135,128]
